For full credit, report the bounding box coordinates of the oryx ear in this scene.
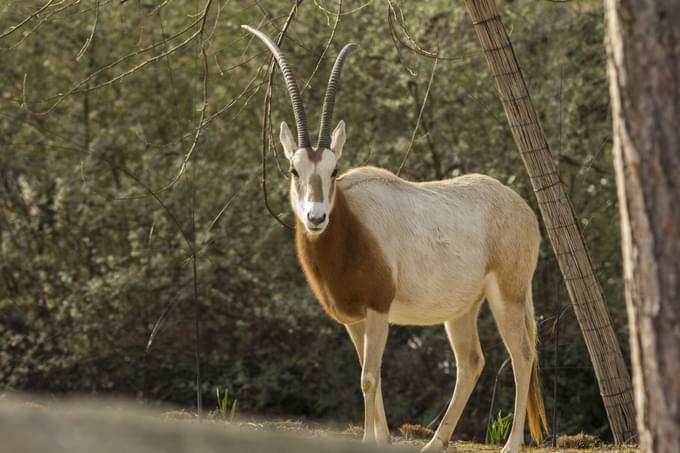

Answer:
[330,120,346,159]
[280,121,297,160]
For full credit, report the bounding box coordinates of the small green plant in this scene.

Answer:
[215,387,238,421]
[486,410,513,444]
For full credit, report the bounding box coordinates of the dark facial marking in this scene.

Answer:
[309,174,324,202]
[305,147,323,163]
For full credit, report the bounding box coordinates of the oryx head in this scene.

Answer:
[242,25,355,236]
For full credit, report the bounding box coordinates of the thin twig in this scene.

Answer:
[387,0,479,62]
[301,0,342,92]
[145,297,181,352]
[1,0,85,51]
[396,54,438,176]
[40,0,215,114]
[258,0,303,231]
[87,153,195,252]
[191,249,202,416]
[158,47,210,192]
[0,0,59,41]
[312,0,372,16]
[76,0,99,61]
[129,72,263,155]
[386,2,416,77]
[207,175,256,233]
[486,356,512,442]
[117,165,194,252]
[144,174,253,353]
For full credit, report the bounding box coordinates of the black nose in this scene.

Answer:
[307,212,327,226]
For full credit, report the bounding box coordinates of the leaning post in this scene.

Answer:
[462,0,637,444]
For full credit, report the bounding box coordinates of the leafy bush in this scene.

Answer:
[0,0,626,442]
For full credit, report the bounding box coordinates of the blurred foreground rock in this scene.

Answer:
[0,397,395,453]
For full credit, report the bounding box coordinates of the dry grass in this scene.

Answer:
[399,423,434,440]
[343,424,364,438]
[556,433,602,449]
[393,439,638,453]
[223,416,639,453]
[160,409,196,420]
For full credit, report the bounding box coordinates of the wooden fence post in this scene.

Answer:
[462,0,637,443]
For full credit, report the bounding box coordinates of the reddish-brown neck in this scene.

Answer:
[295,188,395,323]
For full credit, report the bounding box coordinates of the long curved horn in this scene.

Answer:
[317,43,356,149]
[242,25,310,149]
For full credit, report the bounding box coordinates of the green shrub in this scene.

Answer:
[486,410,513,445]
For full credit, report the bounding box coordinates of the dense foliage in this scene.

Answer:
[0,0,627,442]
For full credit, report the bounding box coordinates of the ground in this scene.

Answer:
[162,410,640,453]
[2,398,639,453]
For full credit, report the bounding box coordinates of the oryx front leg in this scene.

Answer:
[359,309,389,444]
[345,321,390,444]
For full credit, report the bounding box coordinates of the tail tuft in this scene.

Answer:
[527,354,549,444]
[525,291,548,445]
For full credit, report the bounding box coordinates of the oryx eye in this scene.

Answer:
[290,168,299,178]
[331,168,338,178]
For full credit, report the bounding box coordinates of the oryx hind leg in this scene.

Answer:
[422,302,485,453]
[486,274,534,453]
[345,313,390,444]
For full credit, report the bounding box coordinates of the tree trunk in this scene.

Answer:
[604,1,680,452]
[463,0,638,443]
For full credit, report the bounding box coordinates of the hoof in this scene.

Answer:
[500,443,520,453]
[376,433,391,445]
[421,437,446,453]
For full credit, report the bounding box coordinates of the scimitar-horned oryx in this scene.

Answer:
[242,25,548,453]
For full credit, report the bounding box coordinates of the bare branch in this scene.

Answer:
[301,0,342,93]
[0,0,59,41]
[397,54,438,176]
[39,0,215,114]
[387,0,480,62]
[157,47,210,192]
[1,0,87,50]
[312,0,373,17]
[124,72,264,170]
[206,175,255,234]
[76,0,99,61]
[259,0,305,231]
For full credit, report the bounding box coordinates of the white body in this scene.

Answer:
[339,167,538,325]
